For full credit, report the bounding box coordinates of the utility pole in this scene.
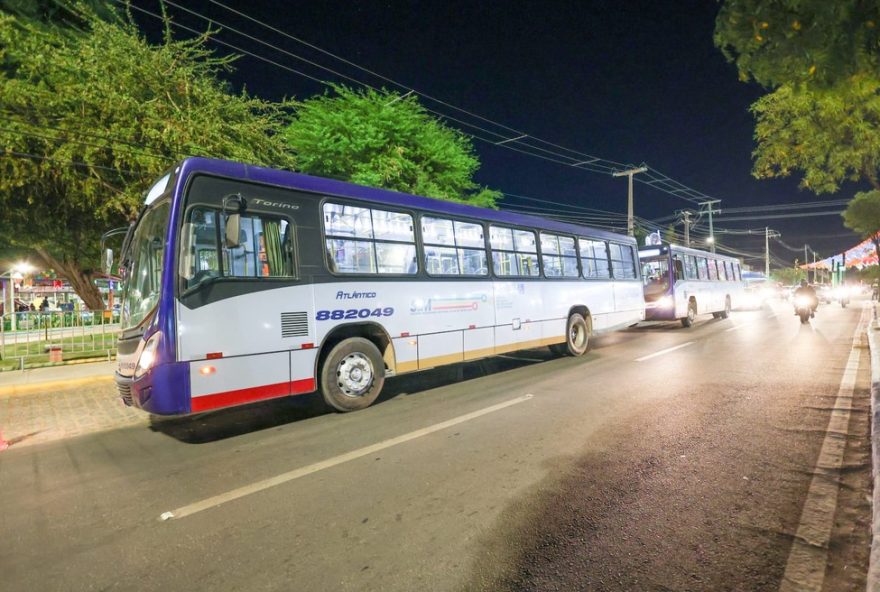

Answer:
[700,200,722,253]
[612,166,647,237]
[804,244,809,283]
[682,211,692,247]
[813,251,818,283]
[764,227,780,277]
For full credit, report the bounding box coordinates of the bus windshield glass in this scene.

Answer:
[641,257,669,298]
[120,201,170,331]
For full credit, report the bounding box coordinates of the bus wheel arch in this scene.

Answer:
[316,323,393,412]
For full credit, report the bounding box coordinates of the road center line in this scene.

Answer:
[779,303,868,592]
[635,341,694,362]
[160,393,534,521]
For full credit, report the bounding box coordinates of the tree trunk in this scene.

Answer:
[35,248,106,311]
[873,236,880,267]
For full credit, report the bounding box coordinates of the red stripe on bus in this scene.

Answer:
[190,378,316,412]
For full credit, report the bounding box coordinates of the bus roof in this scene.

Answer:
[175,157,635,244]
[638,243,740,262]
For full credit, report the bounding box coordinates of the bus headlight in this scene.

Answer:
[656,295,674,308]
[134,332,161,379]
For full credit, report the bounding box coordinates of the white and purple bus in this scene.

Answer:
[113,158,645,415]
[639,244,744,327]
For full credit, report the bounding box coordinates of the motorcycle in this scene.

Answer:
[794,294,813,324]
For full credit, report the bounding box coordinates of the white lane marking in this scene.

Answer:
[161,393,534,521]
[779,303,868,592]
[635,341,695,362]
[725,322,751,332]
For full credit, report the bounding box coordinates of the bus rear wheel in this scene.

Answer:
[320,337,385,412]
[550,313,590,357]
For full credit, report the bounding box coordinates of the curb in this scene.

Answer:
[867,303,880,592]
[0,374,114,398]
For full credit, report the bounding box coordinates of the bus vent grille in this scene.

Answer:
[281,312,309,338]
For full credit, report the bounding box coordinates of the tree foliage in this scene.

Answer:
[283,86,500,208]
[715,0,880,89]
[842,189,880,259]
[0,8,295,309]
[751,78,880,192]
[716,0,880,194]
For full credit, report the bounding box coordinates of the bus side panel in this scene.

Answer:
[463,327,494,360]
[493,281,542,353]
[393,336,419,373]
[190,352,290,412]
[611,280,647,327]
[418,330,464,369]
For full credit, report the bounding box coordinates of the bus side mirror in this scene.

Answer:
[102,249,113,275]
[225,213,242,248]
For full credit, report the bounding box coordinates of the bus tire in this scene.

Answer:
[681,301,697,327]
[555,313,590,357]
[719,297,731,319]
[320,337,385,412]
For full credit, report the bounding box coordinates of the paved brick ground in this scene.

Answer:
[0,380,147,448]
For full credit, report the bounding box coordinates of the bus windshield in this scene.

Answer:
[120,201,170,331]
[641,257,669,298]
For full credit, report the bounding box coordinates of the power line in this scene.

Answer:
[126,0,724,206]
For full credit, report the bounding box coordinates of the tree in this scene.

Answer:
[715,1,880,193]
[771,266,805,285]
[0,9,295,310]
[283,86,500,208]
[714,0,880,89]
[842,190,880,262]
[750,78,880,192]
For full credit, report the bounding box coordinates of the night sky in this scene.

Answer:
[128,0,865,269]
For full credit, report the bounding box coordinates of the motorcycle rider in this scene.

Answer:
[794,279,818,318]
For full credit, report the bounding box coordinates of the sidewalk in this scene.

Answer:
[0,361,146,449]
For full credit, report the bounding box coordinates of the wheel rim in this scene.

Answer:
[570,322,586,349]
[336,352,374,397]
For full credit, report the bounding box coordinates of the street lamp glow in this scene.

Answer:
[706,237,715,244]
[12,261,34,274]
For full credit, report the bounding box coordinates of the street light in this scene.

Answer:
[3,261,35,331]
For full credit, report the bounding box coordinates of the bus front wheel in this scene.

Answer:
[550,313,590,357]
[681,302,697,327]
[320,337,385,412]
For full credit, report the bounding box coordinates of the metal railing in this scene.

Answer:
[0,311,120,371]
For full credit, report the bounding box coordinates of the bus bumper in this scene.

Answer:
[115,361,191,415]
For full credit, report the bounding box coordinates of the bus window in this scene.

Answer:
[220,214,294,278]
[423,217,487,276]
[696,257,709,280]
[324,203,416,275]
[733,263,742,281]
[724,261,734,280]
[579,239,610,279]
[609,243,636,279]
[673,256,684,281]
[513,230,539,277]
[717,260,727,281]
[541,233,579,278]
[707,259,718,281]
[684,255,698,280]
[490,226,539,277]
[641,258,669,296]
[184,207,295,287]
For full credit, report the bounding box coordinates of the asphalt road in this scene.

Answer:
[0,299,872,591]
